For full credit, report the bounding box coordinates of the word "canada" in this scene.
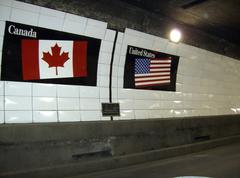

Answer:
[8,25,37,38]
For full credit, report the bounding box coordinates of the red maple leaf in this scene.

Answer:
[42,43,69,75]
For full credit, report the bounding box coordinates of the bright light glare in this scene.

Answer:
[169,29,182,43]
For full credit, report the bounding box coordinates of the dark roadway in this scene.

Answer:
[71,142,240,178]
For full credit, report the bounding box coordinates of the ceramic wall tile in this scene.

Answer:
[0,51,2,66]
[5,96,32,110]
[81,110,101,121]
[0,111,3,123]
[120,110,134,120]
[99,75,109,87]
[57,85,79,98]
[0,96,4,110]
[100,41,114,53]
[80,98,100,110]
[5,111,32,123]
[0,81,4,95]
[58,98,80,110]
[0,0,13,6]
[116,32,124,44]
[11,8,39,26]
[0,5,11,21]
[62,20,86,35]
[58,111,81,122]
[33,111,58,123]
[0,20,6,36]
[79,86,99,98]
[65,13,87,24]
[99,87,109,99]
[5,81,31,96]
[135,110,148,119]
[12,1,40,13]
[38,14,64,31]
[84,25,106,39]
[0,37,3,50]
[118,99,134,110]
[33,97,57,110]
[87,19,107,29]
[33,83,56,97]
[117,89,135,99]
[104,29,116,42]
[40,7,65,18]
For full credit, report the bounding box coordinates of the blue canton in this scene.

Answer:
[135,58,150,74]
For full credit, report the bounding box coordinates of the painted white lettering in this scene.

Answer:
[8,25,37,38]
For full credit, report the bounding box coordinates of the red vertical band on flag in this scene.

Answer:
[73,41,88,77]
[21,40,40,80]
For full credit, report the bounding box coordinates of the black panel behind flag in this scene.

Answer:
[1,21,101,86]
[124,45,179,91]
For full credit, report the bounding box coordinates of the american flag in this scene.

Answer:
[134,57,172,88]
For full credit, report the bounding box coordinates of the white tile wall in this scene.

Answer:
[81,110,101,121]
[104,29,116,42]
[0,21,6,36]
[87,19,107,29]
[98,52,112,65]
[12,1,40,13]
[0,0,240,124]
[58,98,80,110]
[80,98,100,110]
[0,111,4,123]
[0,37,3,51]
[116,32,124,44]
[65,13,87,24]
[79,86,99,98]
[57,85,79,98]
[33,97,57,110]
[99,64,110,76]
[38,14,64,31]
[33,83,57,97]
[135,110,148,119]
[99,75,109,87]
[118,99,134,110]
[5,110,32,123]
[100,41,114,53]
[0,5,11,21]
[0,96,4,110]
[63,20,86,35]
[5,81,31,96]
[0,0,13,6]
[33,111,57,123]
[0,51,2,66]
[5,96,32,110]
[113,27,240,121]
[119,110,134,120]
[58,111,81,122]
[11,8,39,26]
[40,7,65,18]
[84,25,106,39]
[0,81,4,95]
[152,37,168,52]
[99,87,109,99]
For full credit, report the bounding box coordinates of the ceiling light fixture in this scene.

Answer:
[169,29,182,43]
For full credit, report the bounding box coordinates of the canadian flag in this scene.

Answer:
[21,39,87,80]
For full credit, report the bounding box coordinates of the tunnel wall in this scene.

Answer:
[0,115,240,175]
[0,0,240,123]
[0,0,240,176]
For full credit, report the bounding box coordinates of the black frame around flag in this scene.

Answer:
[1,21,101,86]
[124,45,179,91]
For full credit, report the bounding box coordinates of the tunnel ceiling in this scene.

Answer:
[120,0,240,45]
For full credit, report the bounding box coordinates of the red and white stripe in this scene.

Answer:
[135,57,172,87]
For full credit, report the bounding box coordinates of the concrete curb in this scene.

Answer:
[1,134,240,178]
